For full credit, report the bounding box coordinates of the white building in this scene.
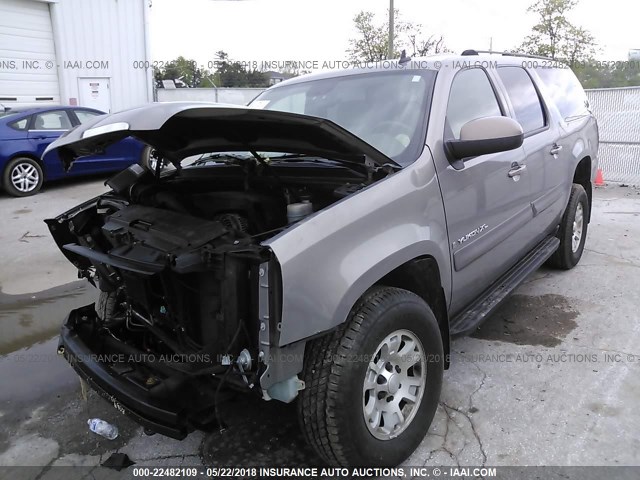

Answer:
[0,0,152,112]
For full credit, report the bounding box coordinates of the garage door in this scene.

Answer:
[0,0,60,104]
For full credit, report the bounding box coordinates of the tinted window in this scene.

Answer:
[259,92,305,114]
[9,118,28,130]
[536,68,589,120]
[497,67,545,133]
[251,70,436,166]
[446,68,502,139]
[32,110,72,130]
[75,110,102,124]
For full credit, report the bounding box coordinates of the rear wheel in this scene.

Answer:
[548,183,589,269]
[2,157,44,197]
[298,286,444,466]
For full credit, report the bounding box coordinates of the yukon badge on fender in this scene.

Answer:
[457,224,489,245]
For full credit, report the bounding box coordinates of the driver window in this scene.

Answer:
[446,69,502,139]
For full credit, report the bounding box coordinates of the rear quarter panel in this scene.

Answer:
[528,67,599,184]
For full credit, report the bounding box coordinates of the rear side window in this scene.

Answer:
[536,68,589,120]
[32,110,72,130]
[446,68,502,139]
[9,118,28,130]
[497,67,546,133]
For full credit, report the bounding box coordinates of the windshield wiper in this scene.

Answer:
[192,152,303,166]
[269,156,368,177]
[192,152,373,179]
[192,153,249,166]
[266,153,309,159]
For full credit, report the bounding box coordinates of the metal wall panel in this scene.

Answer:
[49,0,152,112]
[0,0,60,103]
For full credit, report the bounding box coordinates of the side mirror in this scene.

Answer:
[445,116,524,167]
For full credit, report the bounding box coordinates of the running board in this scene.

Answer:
[450,235,560,336]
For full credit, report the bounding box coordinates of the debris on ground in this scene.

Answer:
[87,418,119,440]
[101,453,135,471]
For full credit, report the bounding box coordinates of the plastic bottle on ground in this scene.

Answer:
[87,418,119,440]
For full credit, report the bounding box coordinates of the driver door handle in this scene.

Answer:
[508,164,527,177]
[549,144,563,155]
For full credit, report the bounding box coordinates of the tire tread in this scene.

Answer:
[298,286,426,466]
[548,183,588,270]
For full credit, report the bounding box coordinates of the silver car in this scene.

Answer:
[46,51,598,466]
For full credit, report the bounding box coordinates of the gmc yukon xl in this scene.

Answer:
[45,52,598,466]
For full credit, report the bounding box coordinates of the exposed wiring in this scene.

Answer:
[251,225,287,239]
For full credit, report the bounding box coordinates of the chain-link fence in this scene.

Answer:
[586,87,640,184]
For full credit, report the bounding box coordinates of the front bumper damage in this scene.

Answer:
[58,301,308,439]
[59,304,225,439]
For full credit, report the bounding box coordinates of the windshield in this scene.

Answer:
[250,69,436,166]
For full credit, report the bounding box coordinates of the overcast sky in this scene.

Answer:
[149,0,639,68]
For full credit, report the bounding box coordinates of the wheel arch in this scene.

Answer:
[573,156,592,222]
[376,255,450,368]
[5,153,48,178]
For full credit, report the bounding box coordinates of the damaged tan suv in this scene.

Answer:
[46,51,598,466]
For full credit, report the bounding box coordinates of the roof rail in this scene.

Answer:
[460,49,558,62]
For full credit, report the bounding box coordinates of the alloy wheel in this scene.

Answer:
[362,329,426,440]
[572,203,584,253]
[10,162,40,193]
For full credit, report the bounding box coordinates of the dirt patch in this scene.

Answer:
[471,294,578,347]
[587,402,622,418]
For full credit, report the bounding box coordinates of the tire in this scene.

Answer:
[96,290,117,322]
[547,183,589,270]
[140,146,163,172]
[96,289,125,326]
[2,157,44,197]
[298,286,444,467]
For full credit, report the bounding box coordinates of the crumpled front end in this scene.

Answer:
[59,305,222,438]
[46,170,290,436]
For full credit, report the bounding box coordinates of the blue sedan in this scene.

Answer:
[0,105,150,196]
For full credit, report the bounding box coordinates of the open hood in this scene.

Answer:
[44,102,401,171]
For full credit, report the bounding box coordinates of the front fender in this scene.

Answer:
[265,153,451,346]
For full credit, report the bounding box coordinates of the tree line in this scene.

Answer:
[154,51,275,89]
[155,0,638,89]
[346,0,639,88]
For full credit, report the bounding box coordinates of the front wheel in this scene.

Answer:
[140,146,164,172]
[547,183,589,269]
[298,286,444,466]
[96,289,126,327]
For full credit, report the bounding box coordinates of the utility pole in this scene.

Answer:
[388,0,394,59]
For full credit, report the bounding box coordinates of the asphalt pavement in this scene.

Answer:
[0,181,638,478]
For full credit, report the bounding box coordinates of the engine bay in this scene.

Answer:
[48,160,374,402]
